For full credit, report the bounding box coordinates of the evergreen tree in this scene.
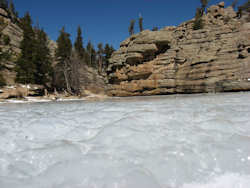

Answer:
[86,40,96,67]
[200,0,209,15]
[74,26,84,59]
[238,0,250,20]
[33,29,52,85]
[55,27,73,93]
[15,13,52,86]
[97,43,104,72]
[103,44,115,69]
[15,12,36,84]
[129,19,135,36]
[8,0,18,21]
[56,27,72,62]
[152,27,158,31]
[193,8,204,30]
[139,15,143,32]
[97,43,103,58]
[0,0,8,9]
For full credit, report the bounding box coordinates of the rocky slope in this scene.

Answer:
[107,2,250,96]
[0,7,106,98]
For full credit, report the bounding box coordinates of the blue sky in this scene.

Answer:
[12,0,245,49]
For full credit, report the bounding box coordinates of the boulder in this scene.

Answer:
[0,86,28,99]
[0,8,8,17]
[0,84,45,99]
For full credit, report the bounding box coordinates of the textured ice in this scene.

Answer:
[0,92,250,188]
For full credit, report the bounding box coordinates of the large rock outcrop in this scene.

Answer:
[107,2,250,96]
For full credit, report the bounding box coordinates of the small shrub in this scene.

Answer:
[3,35,10,45]
[152,27,158,31]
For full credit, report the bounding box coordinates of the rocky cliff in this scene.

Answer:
[0,8,23,85]
[107,2,250,96]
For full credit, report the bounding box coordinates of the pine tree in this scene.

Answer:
[152,27,158,31]
[33,28,52,86]
[74,26,85,59]
[238,0,250,20]
[15,12,36,84]
[103,44,115,69]
[8,0,18,21]
[56,27,72,62]
[200,0,209,15]
[55,27,73,93]
[86,40,96,67]
[193,8,204,30]
[0,0,8,10]
[129,19,135,36]
[97,43,104,72]
[139,16,143,32]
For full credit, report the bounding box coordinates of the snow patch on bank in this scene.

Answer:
[0,97,87,104]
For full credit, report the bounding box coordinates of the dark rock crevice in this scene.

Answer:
[155,42,171,56]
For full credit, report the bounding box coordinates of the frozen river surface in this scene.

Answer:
[0,93,250,188]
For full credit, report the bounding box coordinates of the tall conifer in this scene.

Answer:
[129,19,135,36]
[15,12,36,84]
[139,15,143,32]
[103,44,115,69]
[55,27,73,93]
[74,26,84,59]
[33,29,52,85]
[86,41,96,67]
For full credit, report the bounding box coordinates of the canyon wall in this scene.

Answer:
[107,2,250,96]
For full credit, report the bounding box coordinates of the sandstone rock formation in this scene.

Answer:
[107,2,250,96]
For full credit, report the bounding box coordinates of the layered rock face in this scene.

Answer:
[0,8,23,85]
[78,65,107,95]
[107,3,250,96]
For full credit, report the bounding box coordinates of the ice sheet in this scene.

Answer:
[0,93,250,188]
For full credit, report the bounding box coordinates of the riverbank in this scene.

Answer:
[0,92,109,104]
[0,84,109,103]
